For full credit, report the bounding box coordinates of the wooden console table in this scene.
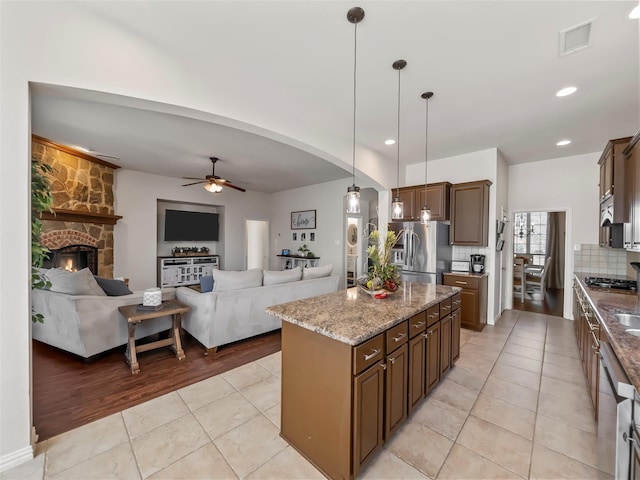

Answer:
[117,300,191,374]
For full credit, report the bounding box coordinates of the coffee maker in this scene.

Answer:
[470,254,486,273]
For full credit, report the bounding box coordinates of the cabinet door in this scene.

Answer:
[459,289,479,330]
[417,183,451,221]
[450,181,491,246]
[600,148,613,200]
[407,335,426,415]
[440,315,451,376]
[633,140,640,249]
[425,322,441,394]
[451,309,461,364]
[392,187,417,221]
[353,363,385,475]
[385,343,408,439]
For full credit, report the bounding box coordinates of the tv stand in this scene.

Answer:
[158,255,219,287]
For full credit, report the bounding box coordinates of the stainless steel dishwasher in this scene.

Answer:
[599,342,635,479]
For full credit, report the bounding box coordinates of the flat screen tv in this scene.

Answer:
[164,210,219,241]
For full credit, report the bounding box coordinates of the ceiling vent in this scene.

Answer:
[559,19,595,57]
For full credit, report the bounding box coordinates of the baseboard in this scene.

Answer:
[0,445,34,474]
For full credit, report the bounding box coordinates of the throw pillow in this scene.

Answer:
[302,264,333,280]
[94,276,133,296]
[212,268,263,292]
[47,268,107,296]
[200,275,214,293]
[263,267,301,286]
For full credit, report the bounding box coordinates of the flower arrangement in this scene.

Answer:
[172,246,210,256]
[363,227,402,292]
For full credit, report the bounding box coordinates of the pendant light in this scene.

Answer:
[346,7,364,214]
[420,91,434,225]
[391,59,407,220]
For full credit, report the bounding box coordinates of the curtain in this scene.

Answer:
[545,212,565,289]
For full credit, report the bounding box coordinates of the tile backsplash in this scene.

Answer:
[573,244,640,277]
[452,246,492,271]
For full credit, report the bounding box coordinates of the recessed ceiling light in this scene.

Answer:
[385,139,396,145]
[557,140,572,146]
[556,86,577,97]
[630,5,640,19]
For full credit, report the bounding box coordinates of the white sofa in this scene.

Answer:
[176,271,339,353]
[31,287,176,359]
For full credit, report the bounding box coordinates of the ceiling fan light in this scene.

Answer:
[392,197,404,219]
[203,182,223,193]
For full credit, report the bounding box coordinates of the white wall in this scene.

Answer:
[508,151,600,317]
[405,148,500,324]
[114,170,273,291]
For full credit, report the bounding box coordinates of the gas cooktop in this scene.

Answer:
[584,276,638,291]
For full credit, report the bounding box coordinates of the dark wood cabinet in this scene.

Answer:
[385,342,408,439]
[353,363,385,473]
[623,130,640,250]
[407,312,426,415]
[443,274,488,332]
[416,182,452,221]
[425,321,441,394]
[451,305,461,364]
[450,180,492,246]
[392,187,417,221]
[440,315,451,376]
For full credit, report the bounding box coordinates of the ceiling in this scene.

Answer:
[30,1,639,194]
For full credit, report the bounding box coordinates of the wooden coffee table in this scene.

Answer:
[118,299,191,374]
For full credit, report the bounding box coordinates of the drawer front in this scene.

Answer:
[426,304,440,327]
[444,275,479,290]
[409,311,427,338]
[439,297,452,318]
[353,334,385,375]
[451,292,462,311]
[386,321,409,352]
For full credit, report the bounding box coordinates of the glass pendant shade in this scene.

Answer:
[391,197,404,219]
[203,183,223,193]
[420,206,431,225]
[347,185,361,214]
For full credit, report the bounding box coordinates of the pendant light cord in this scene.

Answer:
[352,21,358,185]
[424,96,429,188]
[396,67,401,198]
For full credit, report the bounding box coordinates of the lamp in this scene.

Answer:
[203,183,223,193]
[346,7,364,214]
[420,91,434,225]
[391,59,407,220]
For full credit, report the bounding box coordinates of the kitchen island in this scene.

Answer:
[267,282,461,480]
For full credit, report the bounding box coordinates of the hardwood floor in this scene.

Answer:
[512,288,564,317]
[32,330,281,442]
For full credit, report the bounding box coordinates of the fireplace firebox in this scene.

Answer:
[43,245,98,274]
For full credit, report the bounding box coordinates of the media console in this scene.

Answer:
[158,255,219,287]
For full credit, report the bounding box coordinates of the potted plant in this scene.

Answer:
[362,227,402,292]
[31,158,54,322]
[297,244,312,257]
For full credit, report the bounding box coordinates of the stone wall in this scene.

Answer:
[32,136,119,277]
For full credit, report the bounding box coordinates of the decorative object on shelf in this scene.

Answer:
[142,287,162,307]
[346,6,364,214]
[420,91,434,225]
[172,246,209,257]
[391,59,407,220]
[297,244,314,258]
[291,210,316,229]
[360,227,401,293]
[282,249,290,255]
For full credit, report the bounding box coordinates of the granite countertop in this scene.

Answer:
[266,282,460,346]
[574,272,640,393]
[443,272,489,279]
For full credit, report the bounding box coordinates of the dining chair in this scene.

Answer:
[513,258,526,302]
[526,256,552,296]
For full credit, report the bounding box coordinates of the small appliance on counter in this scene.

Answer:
[470,254,486,273]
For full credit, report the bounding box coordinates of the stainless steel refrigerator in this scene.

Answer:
[389,222,452,284]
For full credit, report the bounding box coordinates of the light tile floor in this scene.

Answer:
[2,309,614,479]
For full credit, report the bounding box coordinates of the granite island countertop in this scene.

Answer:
[574,272,640,393]
[266,282,460,346]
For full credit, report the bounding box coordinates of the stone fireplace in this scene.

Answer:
[33,135,122,278]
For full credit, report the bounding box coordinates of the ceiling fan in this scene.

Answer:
[182,157,246,193]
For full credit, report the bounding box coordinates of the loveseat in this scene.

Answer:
[31,268,176,359]
[176,266,339,353]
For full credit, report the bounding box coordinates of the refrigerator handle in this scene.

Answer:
[408,232,414,269]
[403,231,409,269]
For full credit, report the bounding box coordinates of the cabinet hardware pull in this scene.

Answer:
[429,313,438,318]
[422,333,429,338]
[364,349,380,361]
[412,321,425,328]
[392,333,406,342]
[453,300,461,306]
[427,330,433,335]
[455,281,467,285]
[380,363,387,370]
[390,357,396,364]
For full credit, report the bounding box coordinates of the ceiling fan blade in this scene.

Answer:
[222,182,246,193]
[182,176,206,181]
[181,180,207,187]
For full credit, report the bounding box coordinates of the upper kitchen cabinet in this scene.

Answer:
[599,137,631,203]
[598,136,631,248]
[417,182,452,221]
[450,180,492,246]
[624,130,640,251]
[391,187,417,221]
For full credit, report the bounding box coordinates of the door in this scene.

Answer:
[245,220,269,270]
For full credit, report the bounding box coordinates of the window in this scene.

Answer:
[514,212,547,266]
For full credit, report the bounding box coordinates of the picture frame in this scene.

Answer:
[309,232,315,242]
[292,232,297,241]
[301,232,307,242]
[291,210,316,230]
